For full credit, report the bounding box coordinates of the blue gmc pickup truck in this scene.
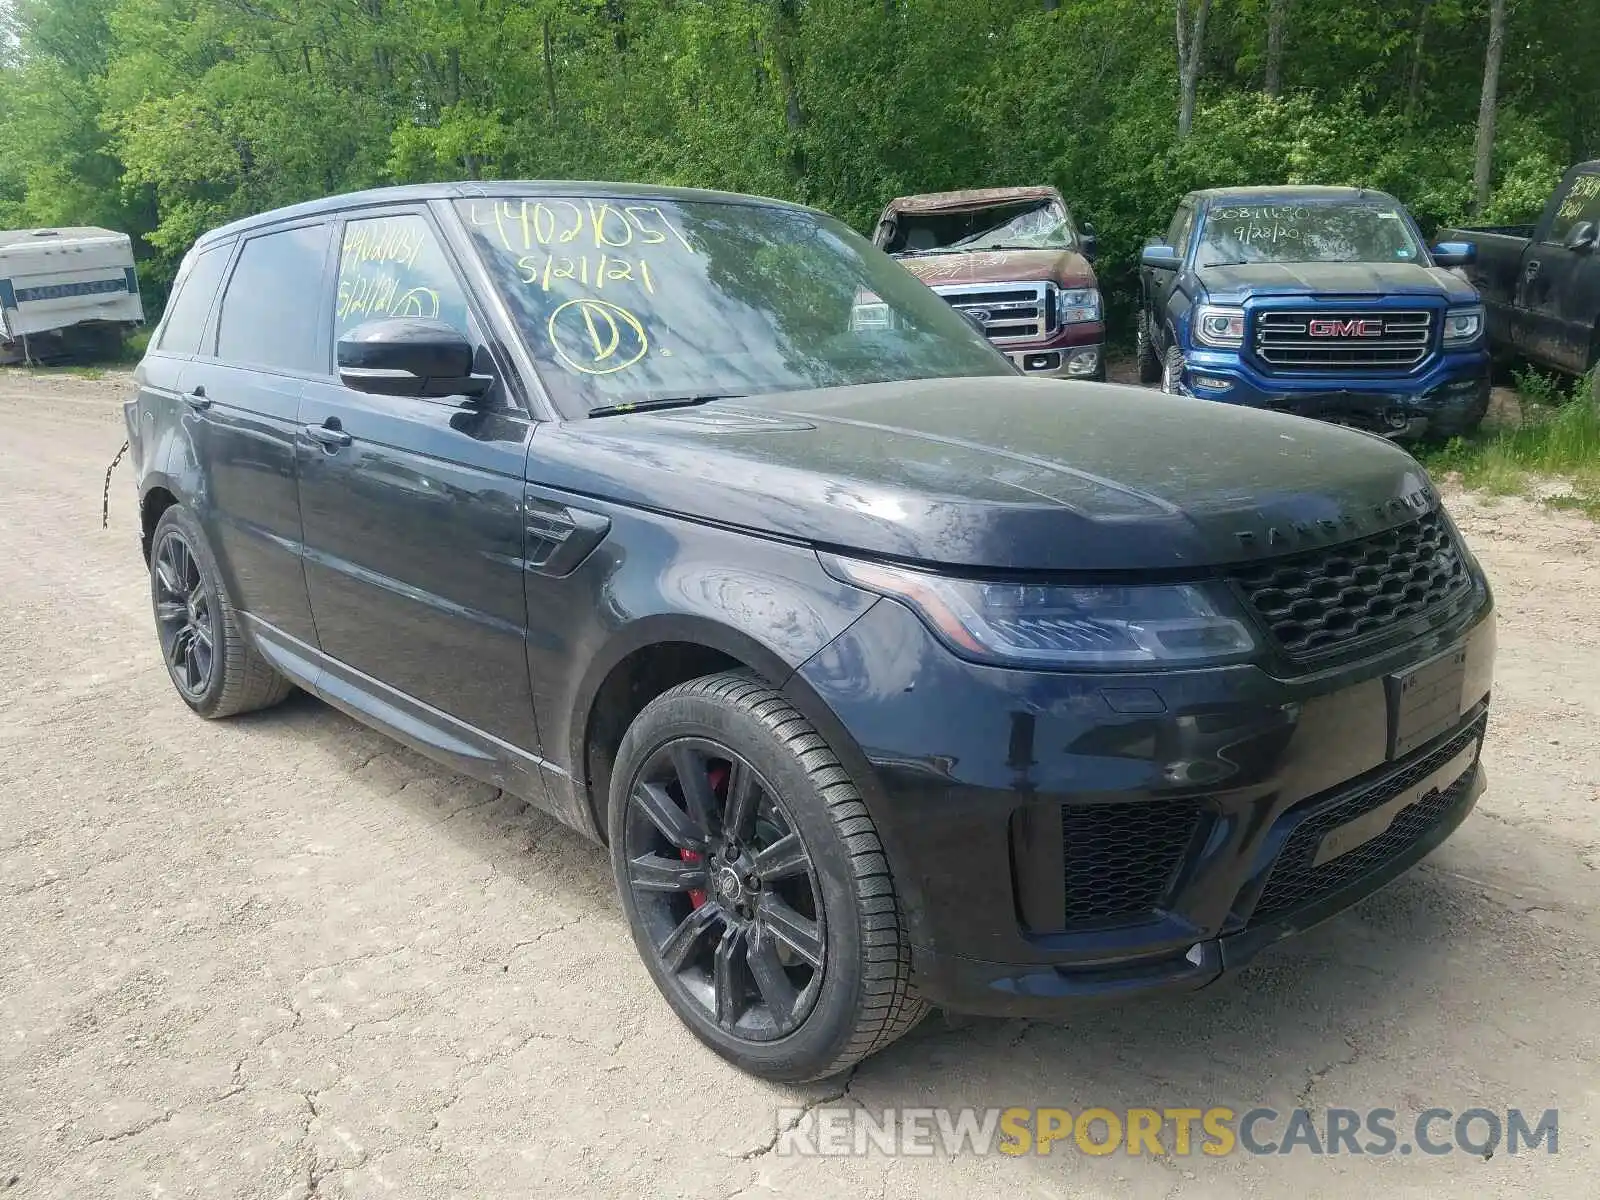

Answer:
[1137,186,1490,438]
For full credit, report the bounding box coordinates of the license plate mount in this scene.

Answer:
[1386,644,1468,760]
[1313,737,1479,867]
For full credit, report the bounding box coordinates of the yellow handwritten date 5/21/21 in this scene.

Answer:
[338,267,441,324]
[518,253,657,295]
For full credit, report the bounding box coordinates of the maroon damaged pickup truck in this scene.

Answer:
[872,186,1105,380]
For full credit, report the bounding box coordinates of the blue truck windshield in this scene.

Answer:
[1196,201,1425,267]
[454,197,1010,414]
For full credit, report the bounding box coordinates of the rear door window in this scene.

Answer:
[214,223,333,373]
[155,243,231,355]
[1546,172,1600,245]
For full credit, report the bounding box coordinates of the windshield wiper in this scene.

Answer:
[586,394,738,419]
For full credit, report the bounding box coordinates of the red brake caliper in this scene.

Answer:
[679,763,729,910]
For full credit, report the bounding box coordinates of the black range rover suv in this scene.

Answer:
[125,183,1495,1082]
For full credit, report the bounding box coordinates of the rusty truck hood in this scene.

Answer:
[895,247,1097,289]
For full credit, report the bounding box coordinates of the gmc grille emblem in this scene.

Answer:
[1308,318,1384,338]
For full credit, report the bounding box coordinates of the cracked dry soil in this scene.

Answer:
[2,371,1598,1198]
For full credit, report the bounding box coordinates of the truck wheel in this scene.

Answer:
[149,505,294,718]
[1135,313,1162,384]
[1161,344,1188,396]
[608,671,927,1082]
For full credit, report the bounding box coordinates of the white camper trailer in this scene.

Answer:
[0,227,145,363]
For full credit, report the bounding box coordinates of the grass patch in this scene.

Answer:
[1420,368,1600,517]
[0,363,108,380]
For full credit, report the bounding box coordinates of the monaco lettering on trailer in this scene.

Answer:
[0,226,145,363]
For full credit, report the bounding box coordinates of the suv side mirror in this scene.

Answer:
[1563,221,1597,253]
[337,317,493,401]
[1079,224,1098,262]
[1140,244,1181,271]
[1431,241,1477,267]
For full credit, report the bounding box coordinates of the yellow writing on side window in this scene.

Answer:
[1557,175,1600,221]
[338,267,440,324]
[342,220,427,271]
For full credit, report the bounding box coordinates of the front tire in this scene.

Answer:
[149,505,293,718]
[608,672,926,1081]
[1161,343,1188,395]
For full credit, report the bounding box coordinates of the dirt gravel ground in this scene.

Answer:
[2,370,1598,1199]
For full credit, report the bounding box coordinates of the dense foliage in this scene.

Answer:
[3,0,1597,324]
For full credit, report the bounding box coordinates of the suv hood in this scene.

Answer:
[1199,261,1478,304]
[532,378,1436,573]
[896,248,1096,290]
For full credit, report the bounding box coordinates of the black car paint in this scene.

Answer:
[1440,159,1600,374]
[126,182,1494,1016]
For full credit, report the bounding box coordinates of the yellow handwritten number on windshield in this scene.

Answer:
[548,298,649,375]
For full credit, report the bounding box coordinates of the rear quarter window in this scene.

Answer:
[155,242,231,355]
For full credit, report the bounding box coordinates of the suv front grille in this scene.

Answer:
[1062,799,1203,929]
[1255,309,1432,371]
[1249,715,1485,924]
[1227,509,1475,659]
[932,282,1053,343]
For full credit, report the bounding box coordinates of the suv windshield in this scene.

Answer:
[1195,201,1425,267]
[454,196,1010,415]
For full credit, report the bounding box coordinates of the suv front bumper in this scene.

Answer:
[792,582,1495,1018]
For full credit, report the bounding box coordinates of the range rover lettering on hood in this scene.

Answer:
[1232,485,1436,551]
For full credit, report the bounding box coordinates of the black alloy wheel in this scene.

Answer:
[608,672,926,1081]
[153,527,217,701]
[147,504,294,718]
[622,737,826,1041]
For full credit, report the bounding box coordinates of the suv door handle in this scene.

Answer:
[1525,258,1541,278]
[182,386,211,411]
[305,420,352,449]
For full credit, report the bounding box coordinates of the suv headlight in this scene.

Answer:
[1194,304,1246,348]
[1442,305,1484,347]
[1057,287,1101,325]
[820,554,1258,668]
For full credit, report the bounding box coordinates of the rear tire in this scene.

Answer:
[1135,312,1162,384]
[608,671,926,1081]
[149,505,294,719]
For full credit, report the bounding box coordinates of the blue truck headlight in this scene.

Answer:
[1194,304,1246,348]
[1057,288,1101,325]
[819,554,1258,668]
[1442,305,1485,347]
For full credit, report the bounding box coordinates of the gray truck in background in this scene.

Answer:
[1439,160,1600,377]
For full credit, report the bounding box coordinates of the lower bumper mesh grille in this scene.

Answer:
[1062,799,1203,929]
[1250,715,1486,924]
